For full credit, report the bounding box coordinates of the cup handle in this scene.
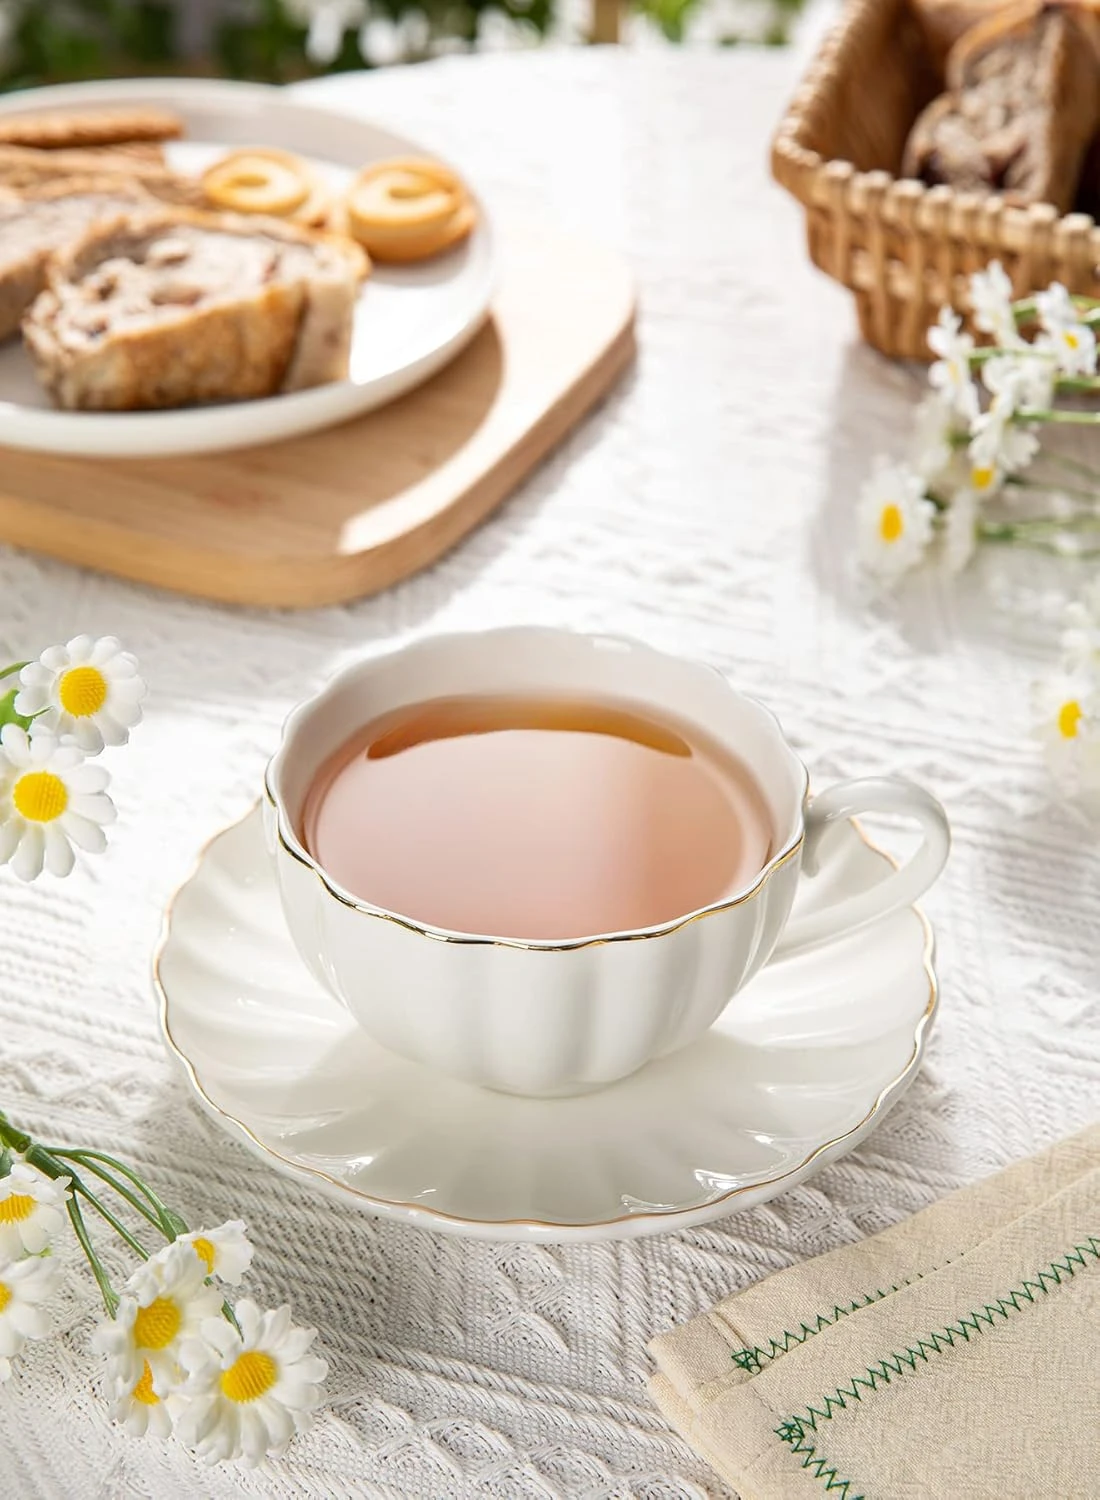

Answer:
[772,777,949,958]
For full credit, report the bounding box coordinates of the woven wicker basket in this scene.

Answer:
[771,0,1100,359]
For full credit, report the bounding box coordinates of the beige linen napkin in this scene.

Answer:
[650,1125,1100,1499]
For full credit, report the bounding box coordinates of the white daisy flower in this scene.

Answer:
[15,635,145,754]
[179,1221,253,1286]
[912,392,963,486]
[1062,578,1100,672]
[1034,283,1098,377]
[970,261,1021,349]
[913,405,1004,505]
[941,489,980,573]
[0,1160,69,1258]
[963,459,1003,501]
[927,308,980,423]
[177,1299,328,1466]
[982,352,1056,414]
[0,726,116,881]
[0,1248,58,1374]
[969,394,1040,478]
[1033,669,1100,786]
[0,1251,59,1380]
[857,461,936,581]
[107,1359,177,1439]
[96,1239,222,1397]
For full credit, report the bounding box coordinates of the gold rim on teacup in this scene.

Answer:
[261,627,949,1097]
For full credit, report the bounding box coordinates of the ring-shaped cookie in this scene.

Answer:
[202,148,329,225]
[344,158,476,262]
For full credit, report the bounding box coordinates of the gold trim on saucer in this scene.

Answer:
[153,804,938,1237]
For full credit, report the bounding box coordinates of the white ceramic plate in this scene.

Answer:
[0,79,495,457]
[156,806,937,1243]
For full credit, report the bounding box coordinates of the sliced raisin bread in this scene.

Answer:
[0,177,155,341]
[22,209,370,412]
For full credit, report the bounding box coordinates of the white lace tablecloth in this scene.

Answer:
[1,47,1096,1500]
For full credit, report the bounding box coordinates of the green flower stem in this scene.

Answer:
[1012,296,1100,322]
[966,344,1046,365]
[54,1150,179,1238]
[71,1180,149,1260]
[0,1111,201,1322]
[999,514,1100,533]
[978,513,1100,557]
[66,1195,118,1318]
[982,533,1100,557]
[0,661,28,683]
[1017,407,1100,425]
[73,1151,182,1228]
[0,1114,29,1154]
[1036,449,1100,485]
[1052,376,1100,393]
[1006,475,1100,505]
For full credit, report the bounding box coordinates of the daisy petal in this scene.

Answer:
[29,736,56,766]
[71,720,105,754]
[60,812,106,855]
[265,1304,292,1345]
[9,1304,50,1340]
[12,686,48,716]
[241,1405,274,1463]
[89,636,122,665]
[43,823,75,877]
[0,821,22,865]
[0,723,30,761]
[236,1300,263,1345]
[94,712,128,748]
[11,825,44,881]
[65,763,110,795]
[68,793,116,825]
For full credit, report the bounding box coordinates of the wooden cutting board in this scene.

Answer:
[0,221,635,609]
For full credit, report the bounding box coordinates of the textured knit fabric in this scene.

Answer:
[0,46,1097,1500]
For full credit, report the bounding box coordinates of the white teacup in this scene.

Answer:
[264,628,949,1097]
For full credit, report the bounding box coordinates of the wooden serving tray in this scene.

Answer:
[0,222,635,608]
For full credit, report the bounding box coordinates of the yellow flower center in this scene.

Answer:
[879,504,904,544]
[1057,699,1082,739]
[132,1360,159,1406]
[0,1192,35,1224]
[133,1297,181,1351]
[1065,330,1080,351]
[191,1237,216,1274]
[0,1281,11,1314]
[12,772,67,823]
[58,665,108,719]
[219,1350,277,1404]
[970,465,996,491]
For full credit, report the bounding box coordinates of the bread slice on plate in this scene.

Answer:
[22,208,371,412]
[0,176,154,341]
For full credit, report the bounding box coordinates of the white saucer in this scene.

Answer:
[0,80,495,458]
[156,807,937,1243]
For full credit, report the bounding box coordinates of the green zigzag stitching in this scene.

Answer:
[730,1288,899,1374]
[771,1236,1100,1500]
